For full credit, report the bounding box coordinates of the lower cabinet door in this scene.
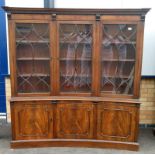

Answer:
[97,102,139,142]
[12,101,53,140]
[56,101,94,139]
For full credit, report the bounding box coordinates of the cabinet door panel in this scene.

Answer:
[15,23,51,94]
[58,22,94,94]
[97,102,139,142]
[101,23,137,95]
[12,101,53,140]
[56,101,94,139]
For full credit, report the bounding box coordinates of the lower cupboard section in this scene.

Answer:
[11,100,139,143]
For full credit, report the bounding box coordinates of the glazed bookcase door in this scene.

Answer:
[15,22,51,94]
[58,22,94,94]
[100,23,138,96]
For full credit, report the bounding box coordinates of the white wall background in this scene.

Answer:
[5,0,44,8]
[5,0,155,76]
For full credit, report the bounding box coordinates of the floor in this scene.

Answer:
[0,120,155,154]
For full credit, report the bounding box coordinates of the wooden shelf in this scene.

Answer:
[102,41,136,45]
[60,74,91,78]
[60,74,131,78]
[16,39,49,43]
[102,59,135,62]
[16,58,134,62]
[17,57,50,61]
[59,41,135,45]
[102,75,133,78]
[60,41,92,44]
[60,58,91,61]
[18,73,50,77]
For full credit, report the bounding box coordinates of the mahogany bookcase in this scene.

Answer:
[3,7,150,150]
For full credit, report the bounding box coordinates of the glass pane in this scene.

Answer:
[101,24,136,94]
[59,24,92,92]
[16,23,50,93]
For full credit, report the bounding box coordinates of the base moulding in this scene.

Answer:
[11,139,139,151]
